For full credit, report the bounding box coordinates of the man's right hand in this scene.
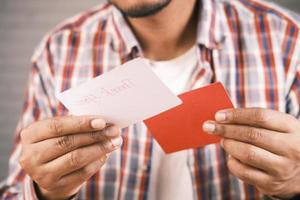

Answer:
[19,116,122,200]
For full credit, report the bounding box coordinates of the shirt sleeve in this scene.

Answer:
[287,70,300,120]
[0,37,58,199]
[283,23,300,120]
[286,69,300,119]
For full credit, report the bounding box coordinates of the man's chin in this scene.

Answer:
[111,0,171,18]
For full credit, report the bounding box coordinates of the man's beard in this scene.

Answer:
[112,0,171,18]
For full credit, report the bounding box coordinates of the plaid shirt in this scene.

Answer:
[1,0,300,199]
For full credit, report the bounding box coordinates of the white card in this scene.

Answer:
[57,58,182,128]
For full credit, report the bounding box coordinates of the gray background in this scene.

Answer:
[0,0,299,181]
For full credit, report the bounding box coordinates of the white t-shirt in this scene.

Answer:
[145,46,198,200]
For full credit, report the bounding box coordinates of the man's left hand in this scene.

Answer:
[202,108,300,198]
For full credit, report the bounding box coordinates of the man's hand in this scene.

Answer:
[19,116,122,200]
[202,108,300,198]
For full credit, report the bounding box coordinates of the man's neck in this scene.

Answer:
[127,0,198,61]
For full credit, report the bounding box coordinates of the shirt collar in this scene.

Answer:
[196,0,227,49]
[111,6,141,56]
[111,0,227,56]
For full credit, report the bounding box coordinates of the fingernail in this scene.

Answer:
[202,122,216,133]
[91,118,106,129]
[226,154,232,161]
[215,111,227,122]
[220,139,224,148]
[104,126,121,137]
[110,137,122,148]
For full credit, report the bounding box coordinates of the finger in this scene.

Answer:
[33,126,120,163]
[202,121,289,156]
[227,155,272,189]
[43,136,122,178]
[214,108,299,133]
[56,155,108,189]
[22,116,106,143]
[223,139,287,176]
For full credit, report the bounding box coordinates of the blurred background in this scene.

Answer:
[0,0,299,180]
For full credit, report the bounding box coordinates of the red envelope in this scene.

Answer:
[144,82,234,153]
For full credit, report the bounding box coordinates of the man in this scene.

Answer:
[0,0,300,199]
